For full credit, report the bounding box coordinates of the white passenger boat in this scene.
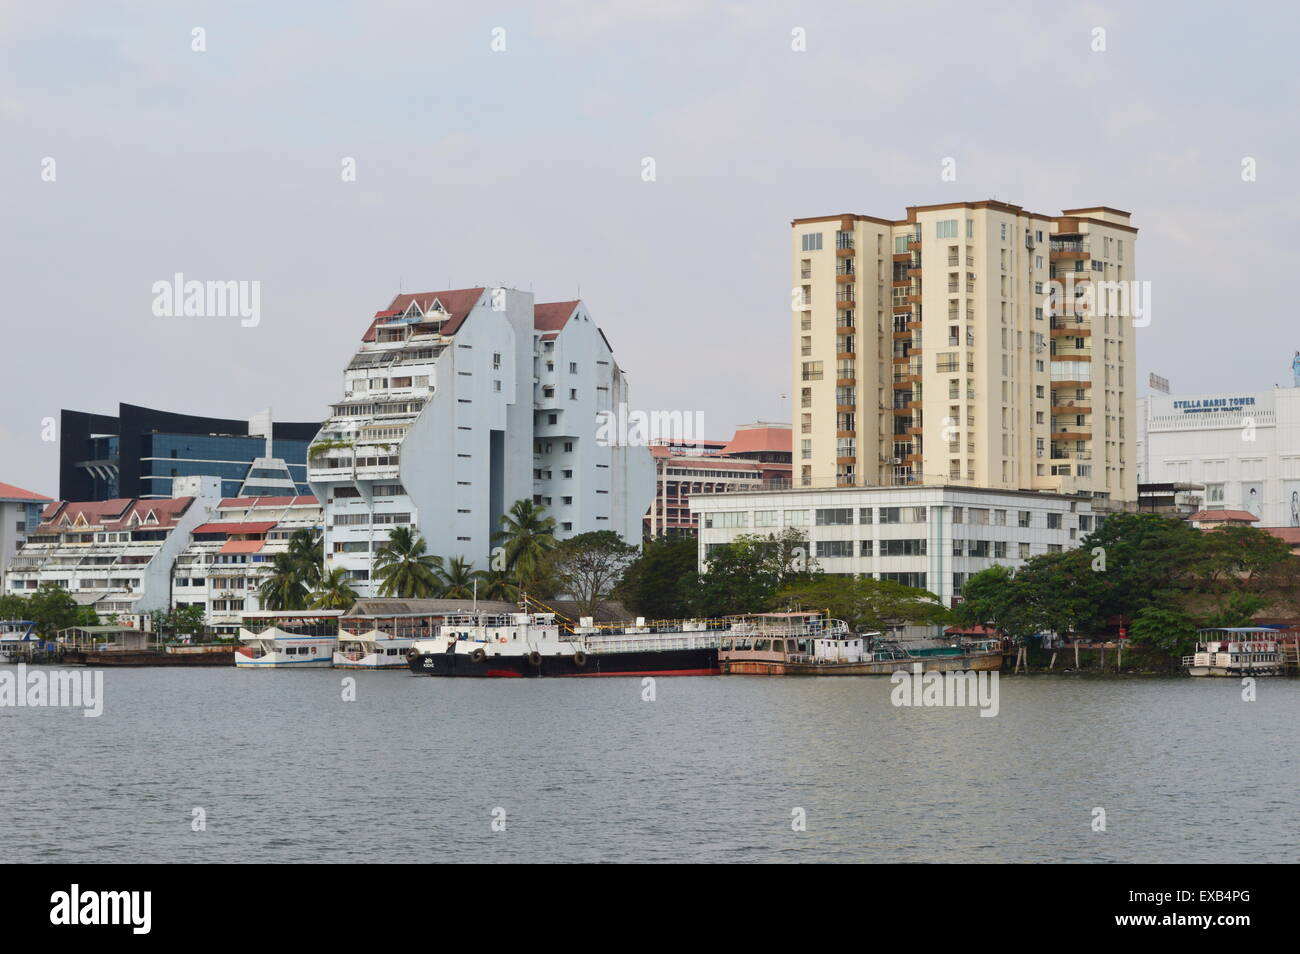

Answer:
[0,620,40,663]
[333,628,415,669]
[1183,627,1282,677]
[234,612,341,668]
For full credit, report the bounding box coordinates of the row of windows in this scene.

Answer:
[808,540,1064,560]
[706,505,1083,529]
[330,512,412,527]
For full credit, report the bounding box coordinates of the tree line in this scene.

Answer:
[952,512,1298,658]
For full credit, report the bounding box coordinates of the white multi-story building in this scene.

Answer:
[1138,385,1300,528]
[691,484,1096,610]
[0,482,53,580]
[309,287,654,594]
[4,476,220,627]
[172,494,324,633]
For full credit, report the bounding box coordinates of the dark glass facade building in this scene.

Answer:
[60,404,320,501]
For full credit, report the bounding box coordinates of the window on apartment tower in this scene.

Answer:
[801,233,823,252]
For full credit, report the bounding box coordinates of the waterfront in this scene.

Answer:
[2,669,1297,863]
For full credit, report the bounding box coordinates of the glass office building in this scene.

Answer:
[60,404,320,501]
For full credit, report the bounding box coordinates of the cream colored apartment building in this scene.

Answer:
[792,201,1137,505]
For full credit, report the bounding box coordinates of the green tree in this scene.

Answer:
[373,525,444,598]
[549,531,638,618]
[310,566,358,610]
[1128,603,1199,658]
[437,556,479,600]
[1202,591,1269,629]
[775,575,950,634]
[616,536,698,619]
[693,529,820,617]
[172,604,207,637]
[953,565,1039,642]
[495,499,558,588]
[27,584,81,637]
[258,552,311,610]
[477,568,520,602]
[0,594,30,620]
[287,528,324,589]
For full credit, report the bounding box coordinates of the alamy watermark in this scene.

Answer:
[890,664,999,717]
[595,402,705,452]
[151,273,260,327]
[1045,274,1151,328]
[1,664,103,717]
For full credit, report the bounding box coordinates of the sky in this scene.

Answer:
[3,0,1299,498]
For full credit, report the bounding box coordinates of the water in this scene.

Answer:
[2,668,1297,863]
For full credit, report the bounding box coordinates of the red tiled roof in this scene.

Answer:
[39,497,193,531]
[534,300,580,332]
[40,498,133,526]
[362,288,487,342]
[193,521,277,536]
[1263,527,1300,545]
[0,482,52,503]
[1189,510,1259,523]
[721,426,792,455]
[104,498,193,530]
[220,539,266,554]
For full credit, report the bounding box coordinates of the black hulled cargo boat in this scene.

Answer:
[406,611,726,677]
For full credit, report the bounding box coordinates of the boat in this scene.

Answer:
[333,627,415,669]
[1183,627,1282,677]
[65,645,237,666]
[719,613,1003,675]
[0,620,43,663]
[407,612,726,677]
[234,612,341,668]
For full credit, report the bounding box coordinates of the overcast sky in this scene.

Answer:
[3,0,1298,498]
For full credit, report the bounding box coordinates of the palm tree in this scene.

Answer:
[477,568,520,602]
[373,526,444,598]
[495,499,558,588]
[438,556,479,599]
[259,552,310,610]
[288,528,323,589]
[310,566,358,610]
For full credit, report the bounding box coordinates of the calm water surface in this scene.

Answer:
[2,668,1297,863]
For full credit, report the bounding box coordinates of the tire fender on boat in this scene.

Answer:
[527,650,542,667]
[572,650,588,667]
[470,648,486,663]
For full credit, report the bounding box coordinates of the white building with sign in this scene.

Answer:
[690,484,1096,611]
[1137,385,1300,528]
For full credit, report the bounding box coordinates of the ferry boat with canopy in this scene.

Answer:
[235,612,342,668]
[1183,627,1282,677]
[334,626,416,669]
